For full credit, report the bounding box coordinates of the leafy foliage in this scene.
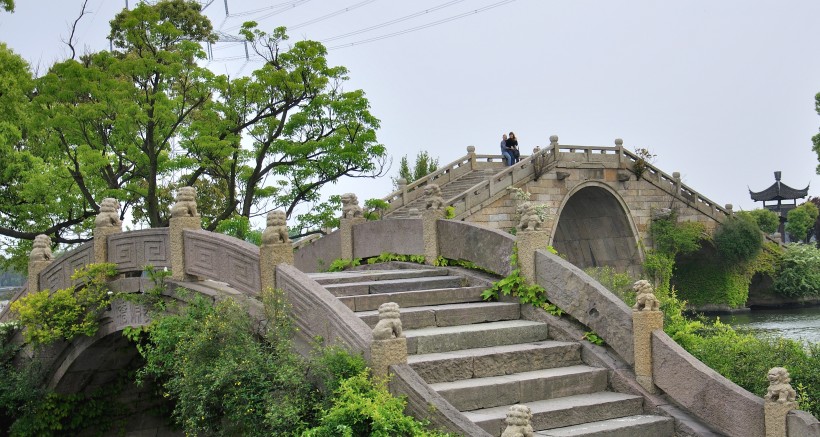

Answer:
[649,215,705,257]
[584,266,636,306]
[10,263,117,344]
[582,331,604,345]
[392,151,439,189]
[481,247,564,316]
[738,209,780,234]
[714,215,763,265]
[363,198,390,221]
[365,253,426,265]
[786,202,819,243]
[631,147,656,179]
[302,371,452,437]
[773,243,820,297]
[327,258,362,272]
[0,0,387,268]
[673,256,750,308]
[215,215,262,245]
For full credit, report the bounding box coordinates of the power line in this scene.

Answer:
[289,0,378,31]
[320,0,465,43]
[222,0,314,32]
[328,0,516,49]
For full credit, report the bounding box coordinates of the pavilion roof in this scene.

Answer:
[749,172,809,202]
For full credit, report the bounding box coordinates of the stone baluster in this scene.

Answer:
[673,172,682,196]
[339,193,365,261]
[466,145,476,169]
[169,186,201,281]
[615,138,623,167]
[763,367,798,437]
[725,204,734,217]
[422,184,445,265]
[397,178,408,206]
[28,234,53,293]
[515,202,549,285]
[631,280,663,393]
[260,210,293,291]
[370,302,407,381]
[93,198,123,264]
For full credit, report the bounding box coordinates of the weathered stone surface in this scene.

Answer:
[405,320,549,355]
[108,228,171,274]
[309,268,446,285]
[652,331,765,437]
[370,337,407,380]
[765,401,796,437]
[633,310,663,393]
[339,217,365,260]
[423,209,443,264]
[437,220,515,276]
[94,225,121,264]
[169,216,200,281]
[787,410,820,437]
[343,285,486,312]
[535,249,634,365]
[516,230,549,285]
[358,302,518,329]
[293,229,341,273]
[184,229,260,295]
[325,276,463,296]
[351,218,424,259]
[538,415,674,437]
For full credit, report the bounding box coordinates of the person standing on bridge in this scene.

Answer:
[506,132,520,164]
[500,133,513,166]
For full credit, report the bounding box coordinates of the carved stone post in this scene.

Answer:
[673,172,682,196]
[93,198,123,264]
[466,145,476,169]
[260,210,293,291]
[169,187,201,281]
[501,405,534,437]
[339,193,365,261]
[631,280,663,393]
[614,137,623,167]
[370,302,407,381]
[515,202,549,285]
[725,204,734,217]
[764,367,798,437]
[28,234,53,293]
[422,184,445,265]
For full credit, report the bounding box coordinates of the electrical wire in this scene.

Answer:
[223,0,314,32]
[328,0,516,49]
[288,0,378,31]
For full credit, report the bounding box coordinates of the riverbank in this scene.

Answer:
[717,306,820,344]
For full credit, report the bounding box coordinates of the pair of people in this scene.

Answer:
[500,132,520,166]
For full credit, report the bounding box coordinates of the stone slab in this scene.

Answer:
[535,415,675,437]
[324,276,463,296]
[405,320,549,354]
[357,302,519,329]
[341,286,486,311]
[308,268,447,285]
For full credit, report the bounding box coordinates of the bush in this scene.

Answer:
[713,216,762,265]
[649,216,705,257]
[584,266,635,306]
[786,202,819,243]
[673,255,750,308]
[738,209,779,234]
[773,243,820,297]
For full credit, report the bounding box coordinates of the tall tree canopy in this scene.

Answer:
[0,0,386,270]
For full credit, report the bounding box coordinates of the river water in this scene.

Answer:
[720,307,820,345]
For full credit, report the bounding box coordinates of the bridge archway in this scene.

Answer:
[550,183,642,276]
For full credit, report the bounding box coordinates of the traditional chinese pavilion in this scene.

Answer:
[749,171,810,241]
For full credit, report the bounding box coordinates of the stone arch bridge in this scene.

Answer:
[1,138,818,436]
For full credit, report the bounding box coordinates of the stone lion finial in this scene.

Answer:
[632,280,660,311]
[501,404,534,437]
[341,193,363,219]
[170,186,199,218]
[30,234,53,262]
[423,184,443,210]
[372,302,403,340]
[262,210,290,245]
[516,202,542,232]
[95,198,122,228]
[765,367,797,403]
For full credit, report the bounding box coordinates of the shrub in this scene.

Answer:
[673,255,750,308]
[649,217,705,257]
[584,266,635,306]
[773,243,820,297]
[10,263,118,345]
[738,209,779,234]
[713,215,762,265]
[786,202,819,243]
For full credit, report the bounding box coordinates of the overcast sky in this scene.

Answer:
[2,0,819,217]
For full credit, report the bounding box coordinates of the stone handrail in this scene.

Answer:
[382,152,475,212]
[183,229,261,296]
[107,228,171,274]
[38,243,94,295]
[620,148,731,221]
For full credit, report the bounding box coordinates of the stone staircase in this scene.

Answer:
[308,266,675,437]
[386,167,503,218]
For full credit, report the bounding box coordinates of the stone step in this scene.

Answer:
[534,415,675,437]
[308,268,449,285]
[357,301,520,330]
[405,320,550,355]
[463,392,645,437]
[324,275,465,297]
[338,286,486,312]
[431,365,607,411]
[409,341,582,384]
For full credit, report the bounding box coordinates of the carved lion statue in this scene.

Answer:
[261,210,290,245]
[501,404,534,437]
[765,367,797,403]
[372,302,403,340]
[424,184,444,210]
[632,279,660,312]
[516,202,542,232]
[341,193,363,219]
[30,234,53,262]
[95,198,122,228]
[171,186,199,218]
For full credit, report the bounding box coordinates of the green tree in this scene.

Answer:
[714,214,763,265]
[738,209,779,234]
[0,0,12,12]
[0,1,386,270]
[391,151,438,189]
[786,202,819,243]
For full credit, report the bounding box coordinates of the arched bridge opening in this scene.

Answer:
[551,185,642,276]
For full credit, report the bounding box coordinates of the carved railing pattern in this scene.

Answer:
[183,229,261,296]
[107,229,170,274]
[38,243,94,292]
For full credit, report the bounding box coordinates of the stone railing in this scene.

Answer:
[382,151,475,213]
[183,229,261,296]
